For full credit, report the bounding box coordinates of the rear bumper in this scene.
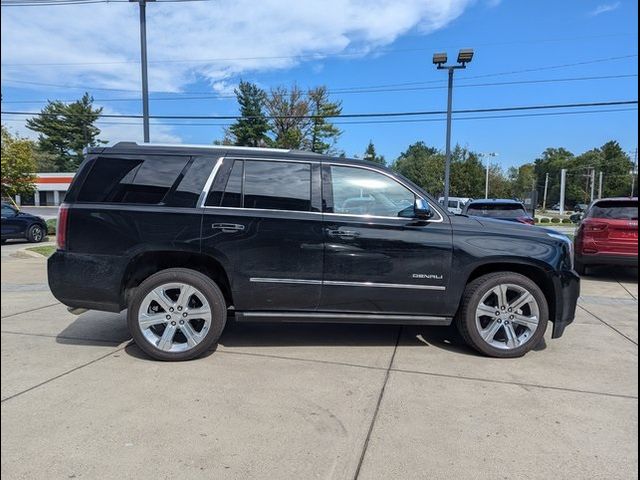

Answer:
[48,251,125,312]
[550,269,580,339]
[577,253,638,267]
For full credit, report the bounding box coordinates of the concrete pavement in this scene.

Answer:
[1,247,637,479]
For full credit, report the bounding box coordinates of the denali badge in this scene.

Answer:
[412,273,444,280]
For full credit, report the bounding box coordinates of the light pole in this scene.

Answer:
[478,152,498,199]
[130,0,155,143]
[433,49,474,207]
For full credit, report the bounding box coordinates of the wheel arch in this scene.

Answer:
[460,260,557,325]
[121,250,234,308]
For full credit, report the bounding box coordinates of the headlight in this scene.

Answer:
[547,232,574,269]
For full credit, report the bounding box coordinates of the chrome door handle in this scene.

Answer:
[212,223,245,233]
[327,229,360,238]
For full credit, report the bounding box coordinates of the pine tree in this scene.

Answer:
[228,81,271,147]
[363,140,386,165]
[306,86,342,154]
[26,93,104,172]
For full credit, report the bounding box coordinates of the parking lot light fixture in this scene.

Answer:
[433,48,474,206]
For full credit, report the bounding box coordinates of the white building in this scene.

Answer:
[15,172,75,206]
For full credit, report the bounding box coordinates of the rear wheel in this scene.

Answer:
[456,272,548,358]
[26,224,45,243]
[127,268,227,361]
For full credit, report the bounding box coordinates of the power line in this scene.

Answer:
[2,73,637,104]
[2,100,637,120]
[2,107,636,128]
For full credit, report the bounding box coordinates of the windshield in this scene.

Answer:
[466,203,527,218]
[587,200,638,220]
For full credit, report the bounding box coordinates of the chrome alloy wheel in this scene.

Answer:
[32,226,44,242]
[475,283,540,350]
[137,282,212,353]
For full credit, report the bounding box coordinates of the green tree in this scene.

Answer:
[391,142,444,195]
[26,93,104,172]
[533,147,574,206]
[265,85,309,149]
[598,141,633,198]
[1,125,37,198]
[228,81,271,147]
[509,163,536,199]
[449,146,485,198]
[363,140,386,165]
[306,86,342,154]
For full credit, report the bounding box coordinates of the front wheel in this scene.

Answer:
[127,268,227,361]
[26,224,45,243]
[456,272,549,358]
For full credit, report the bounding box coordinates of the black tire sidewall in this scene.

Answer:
[27,224,44,243]
[459,273,549,358]
[127,268,227,361]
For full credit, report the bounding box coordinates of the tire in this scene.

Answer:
[26,224,45,243]
[455,272,549,358]
[127,268,227,361]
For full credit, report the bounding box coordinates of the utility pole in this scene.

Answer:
[433,49,474,206]
[559,169,567,216]
[542,172,549,210]
[479,152,497,199]
[131,0,155,143]
[598,171,603,199]
[632,148,638,197]
[590,168,596,203]
[485,161,490,199]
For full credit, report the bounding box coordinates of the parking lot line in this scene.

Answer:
[0,302,59,319]
[578,304,638,346]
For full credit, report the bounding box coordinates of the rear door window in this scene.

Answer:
[243,160,311,211]
[77,155,189,204]
[588,201,638,220]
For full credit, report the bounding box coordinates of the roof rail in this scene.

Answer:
[112,142,293,154]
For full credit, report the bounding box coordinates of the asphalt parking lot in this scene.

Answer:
[1,242,637,479]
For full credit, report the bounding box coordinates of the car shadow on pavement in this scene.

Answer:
[582,266,638,283]
[55,310,131,347]
[55,311,546,360]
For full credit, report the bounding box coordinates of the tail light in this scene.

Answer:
[584,222,608,233]
[517,217,535,225]
[57,204,69,250]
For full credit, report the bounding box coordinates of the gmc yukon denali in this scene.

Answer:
[48,143,579,361]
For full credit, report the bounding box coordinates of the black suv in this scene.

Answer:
[48,143,579,360]
[1,202,47,243]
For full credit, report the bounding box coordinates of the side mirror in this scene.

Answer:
[414,198,433,220]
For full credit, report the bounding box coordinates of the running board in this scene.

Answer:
[234,311,452,326]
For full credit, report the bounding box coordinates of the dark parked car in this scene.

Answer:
[1,202,47,243]
[48,143,579,360]
[574,197,638,275]
[463,199,535,225]
[573,203,589,213]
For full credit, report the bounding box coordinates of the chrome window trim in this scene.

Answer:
[198,156,445,223]
[224,155,322,165]
[197,156,224,208]
[250,277,446,291]
[326,163,445,223]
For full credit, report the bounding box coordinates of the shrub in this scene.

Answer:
[562,218,572,224]
[550,217,561,224]
[534,217,540,223]
[46,218,57,235]
[540,218,551,224]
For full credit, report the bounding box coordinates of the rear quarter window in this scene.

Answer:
[77,155,189,204]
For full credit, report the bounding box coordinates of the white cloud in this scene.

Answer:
[1,105,181,145]
[589,2,621,16]
[1,0,475,94]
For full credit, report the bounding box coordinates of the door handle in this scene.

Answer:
[327,229,360,238]
[212,223,245,233]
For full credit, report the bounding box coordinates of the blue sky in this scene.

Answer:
[1,0,638,169]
